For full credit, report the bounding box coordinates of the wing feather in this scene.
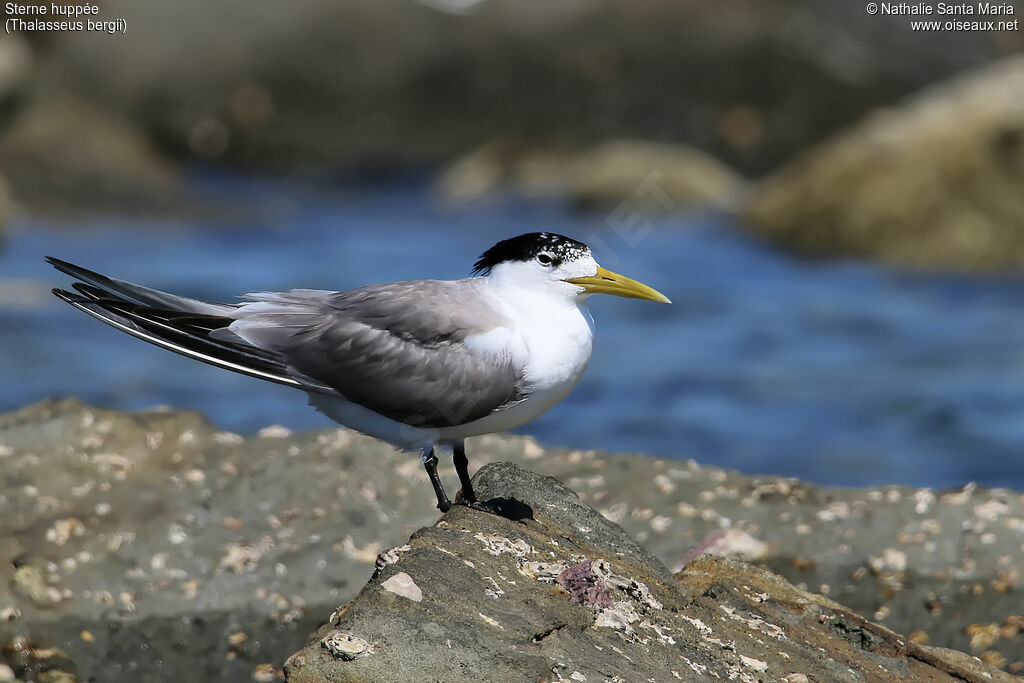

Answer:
[236,280,526,428]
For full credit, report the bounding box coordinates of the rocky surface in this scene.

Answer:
[434,139,747,212]
[743,55,1024,272]
[0,399,439,682]
[285,462,1014,682]
[0,399,1022,680]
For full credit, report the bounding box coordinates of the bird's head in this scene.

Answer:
[473,232,670,304]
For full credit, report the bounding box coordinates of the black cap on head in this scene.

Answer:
[472,232,589,275]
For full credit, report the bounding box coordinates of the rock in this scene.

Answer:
[0,37,31,236]
[0,398,440,682]
[284,462,1013,682]
[743,55,1024,271]
[0,97,182,217]
[0,172,11,238]
[11,565,63,608]
[1,399,1022,679]
[433,142,569,206]
[0,37,32,130]
[565,140,747,212]
[27,1,1024,175]
[435,139,746,212]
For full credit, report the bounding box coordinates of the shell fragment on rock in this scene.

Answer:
[321,631,373,660]
[381,571,423,602]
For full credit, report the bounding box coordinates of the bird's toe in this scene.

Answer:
[452,499,503,515]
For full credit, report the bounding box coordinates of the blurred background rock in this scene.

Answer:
[1,0,1022,266]
[744,56,1024,272]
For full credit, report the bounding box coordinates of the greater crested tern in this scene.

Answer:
[48,233,669,513]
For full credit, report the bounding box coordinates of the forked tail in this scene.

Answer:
[47,257,326,391]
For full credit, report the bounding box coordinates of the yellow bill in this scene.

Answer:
[564,266,670,303]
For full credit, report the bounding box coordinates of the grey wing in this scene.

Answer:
[228,280,525,428]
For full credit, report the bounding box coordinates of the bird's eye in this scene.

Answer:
[536,253,555,266]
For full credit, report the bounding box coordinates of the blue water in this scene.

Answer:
[4,174,1024,490]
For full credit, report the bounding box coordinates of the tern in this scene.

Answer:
[48,233,669,513]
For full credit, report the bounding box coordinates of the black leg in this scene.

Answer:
[424,444,499,515]
[422,448,452,512]
[452,442,503,514]
[453,441,477,503]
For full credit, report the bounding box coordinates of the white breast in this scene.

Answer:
[432,281,594,442]
[517,298,594,395]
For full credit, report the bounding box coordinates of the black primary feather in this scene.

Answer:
[48,260,342,396]
[471,232,590,275]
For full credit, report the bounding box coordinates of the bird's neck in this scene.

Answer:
[483,269,585,312]
[482,274,594,395]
